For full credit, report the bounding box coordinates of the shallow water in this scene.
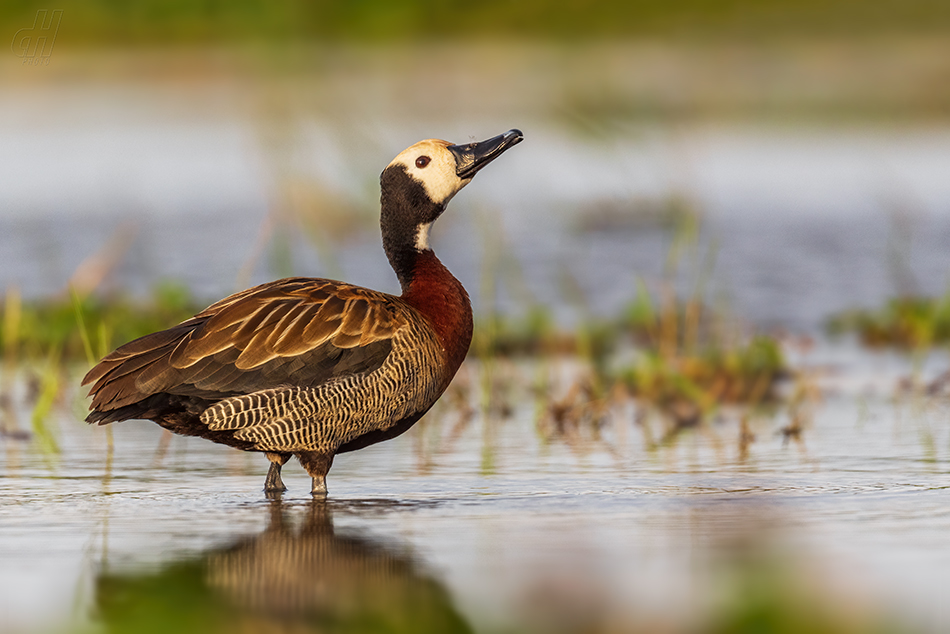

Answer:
[2,347,950,633]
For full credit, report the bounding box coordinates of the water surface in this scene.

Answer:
[2,349,950,633]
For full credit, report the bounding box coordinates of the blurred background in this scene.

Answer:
[3,2,950,633]
[3,0,950,328]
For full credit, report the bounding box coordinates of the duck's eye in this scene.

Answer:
[415,156,431,169]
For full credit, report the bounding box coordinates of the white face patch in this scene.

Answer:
[414,221,432,251]
[387,139,472,206]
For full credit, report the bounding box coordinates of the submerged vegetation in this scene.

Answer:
[622,335,785,413]
[467,212,791,434]
[619,272,786,415]
[827,295,950,350]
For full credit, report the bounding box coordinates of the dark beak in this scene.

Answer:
[447,129,524,180]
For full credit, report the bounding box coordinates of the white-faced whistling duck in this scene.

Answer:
[83,129,524,496]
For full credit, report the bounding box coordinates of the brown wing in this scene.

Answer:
[82,277,405,422]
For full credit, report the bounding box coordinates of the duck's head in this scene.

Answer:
[380,129,523,256]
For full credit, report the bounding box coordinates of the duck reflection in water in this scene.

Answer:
[94,499,472,634]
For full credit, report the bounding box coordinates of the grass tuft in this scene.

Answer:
[826,295,950,350]
[0,282,202,364]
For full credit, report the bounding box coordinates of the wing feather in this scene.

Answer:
[83,278,408,421]
[267,303,312,353]
[231,303,284,341]
[169,322,241,368]
[308,295,347,330]
[235,328,279,370]
[340,299,369,334]
[330,330,364,349]
[271,303,320,355]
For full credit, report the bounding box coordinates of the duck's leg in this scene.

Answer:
[264,452,291,492]
[297,451,334,497]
